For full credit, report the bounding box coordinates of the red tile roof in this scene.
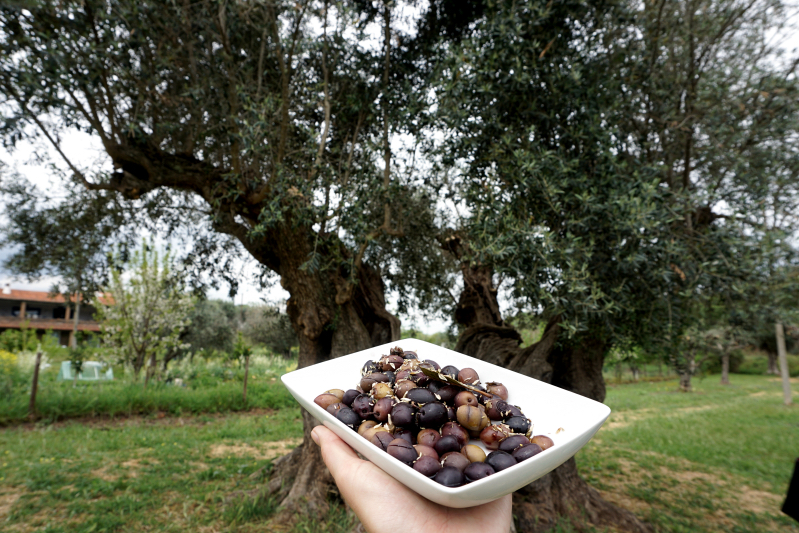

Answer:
[0,288,113,305]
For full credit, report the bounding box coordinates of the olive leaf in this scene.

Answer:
[418,367,493,398]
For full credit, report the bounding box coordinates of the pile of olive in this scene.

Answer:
[314,346,555,488]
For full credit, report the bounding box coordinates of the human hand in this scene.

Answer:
[311,425,513,533]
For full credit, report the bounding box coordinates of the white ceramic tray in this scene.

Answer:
[281,338,609,508]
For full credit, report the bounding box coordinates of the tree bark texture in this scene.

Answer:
[767,351,779,375]
[453,261,651,533]
[94,141,401,520]
[721,353,730,385]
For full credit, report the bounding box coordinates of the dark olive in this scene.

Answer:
[342,389,360,406]
[393,427,416,445]
[351,394,375,420]
[484,396,505,420]
[370,430,395,451]
[373,397,395,422]
[434,435,461,456]
[427,381,444,394]
[417,402,449,428]
[414,444,439,461]
[457,368,479,384]
[314,393,341,410]
[326,402,345,415]
[440,452,470,472]
[336,407,361,428]
[498,435,531,453]
[413,455,441,477]
[441,365,460,379]
[512,443,542,462]
[402,350,418,360]
[384,370,396,385]
[362,360,379,375]
[446,406,457,421]
[409,370,430,386]
[531,435,555,451]
[423,359,441,370]
[390,402,417,427]
[454,391,479,408]
[441,421,469,447]
[506,416,531,435]
[436,385,461,404]
[485,450,516,472]
[405,388,437,405]
[464,462,496,482]
[433,466,464,487]
[417,429,441,448]
[387,438,418,465]
[390,346,404,356]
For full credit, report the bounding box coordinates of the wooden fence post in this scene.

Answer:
[28,349,43,420]
[776,322,792,406]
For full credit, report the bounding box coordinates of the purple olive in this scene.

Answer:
[387,438,418,465]
[512,443,542,462]
[434,435,461,456]
[413,455,441,477]
[373,397,395,422]
[457,368,479,384]
[390,402,417,427]
[485,450,516,472]
[498,435,531,453]
[414,444,439,461]
[417,428,441,447]
[402,350,418,360]
[423,359,441,370]
[464,462,496,482]
[405,388,437,405]
[436,385,462,404]
[351,394,375,420]
[441,422,469,447]
[440,452,470,472]
[417,402,448,428]
[393,427,416,445]
[342,389,360,406]
[370,431,394,451]
[326,402,345,415]
[433,466,464,487]
[506,416,531,435]
[441,365,460,379]
[362,360,379,374]
[335,407,360,429]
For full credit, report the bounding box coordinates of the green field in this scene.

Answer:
[0,374,797,532]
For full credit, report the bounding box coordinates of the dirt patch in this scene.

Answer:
[0,491,21,521]
[674,405,714,414]
[769,377,799,384]
[209,439,300,462]
[92,465,118,482]
[603,409,655,430]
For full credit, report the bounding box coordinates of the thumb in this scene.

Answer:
[311,425,363,480]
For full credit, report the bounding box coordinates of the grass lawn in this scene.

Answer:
[0,373,797,532]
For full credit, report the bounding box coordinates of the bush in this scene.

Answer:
[737,354,799,377]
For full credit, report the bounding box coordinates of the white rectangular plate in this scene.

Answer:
[281,338,610,508]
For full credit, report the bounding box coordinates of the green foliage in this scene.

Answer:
[94,240,194,379]
[182,299,237,356]
[240,305,298,357]
[0,324,38,353]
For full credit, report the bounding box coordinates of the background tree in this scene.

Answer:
[181,299,238,361]
[95,242,193,385]
[0,169,131,347]
[239,304,298,357]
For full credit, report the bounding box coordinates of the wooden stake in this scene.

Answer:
[29,349,42,420]
[776,322,792,406]
[243,354,250,405]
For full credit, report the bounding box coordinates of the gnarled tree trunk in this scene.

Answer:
[453,260,651,533]
[266,251,400,522]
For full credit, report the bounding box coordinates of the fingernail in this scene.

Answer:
[311,427,321,445]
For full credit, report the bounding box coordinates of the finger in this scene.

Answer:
[311,425,364,480]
